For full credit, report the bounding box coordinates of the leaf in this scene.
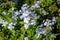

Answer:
[0,37,3,40]
[49,3,58,13]
[19,21,25,25]
[20,26,26,34]
[50,34,56,38]
[58,9,60,12]
[17,35,24,40]
[0,13,11,23]
[41,0,54,7]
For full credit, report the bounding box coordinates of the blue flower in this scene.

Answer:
[24,37,29,40]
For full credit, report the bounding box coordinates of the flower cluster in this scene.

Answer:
[0,18,8,26]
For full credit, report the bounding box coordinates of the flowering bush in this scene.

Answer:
[0,0,60,40]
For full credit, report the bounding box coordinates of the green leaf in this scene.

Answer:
[50,34,56,39]
[0,13,11,23]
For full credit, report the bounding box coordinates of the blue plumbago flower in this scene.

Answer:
[31,6,36,9]
[20,2,37,19]
[34,2,40,8]
[41,17,56,27]
[49,23,52,26]
[19,10,22,14]
[12,16,17,25]
[47,20,52,26]
[24,18,29,24]
[52,17,56,22]
[20,11,30,20]
[36,28,45,38]
[36,28,45,34]
[24,23,30,29]
[12,11,16,16]
[14,11,20,15]
[8,23,14,30]
[0,19,8,26]
[19,2,38,30]
[24,17,31,24]
[31,1,40,9]
[24,37,29,40]
[2,21,8,26]
[30,1,40,10]
[19,10,21,13]
[40,24,44,27]
[12,7,20,16]
[30,12,37,18]
[46,19,49,22]
[51,22,55,25]
[20,15,24,20]
[48,19,52,22]
[43,20,51,26]
[21,4,29,12]
[30,20,36,25]
[44,21,47,26]
[23,11,30,17]
[31,4,39,10]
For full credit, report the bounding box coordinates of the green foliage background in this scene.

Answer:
[0,0,60,40]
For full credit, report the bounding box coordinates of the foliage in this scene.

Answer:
[0,0,60,40]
